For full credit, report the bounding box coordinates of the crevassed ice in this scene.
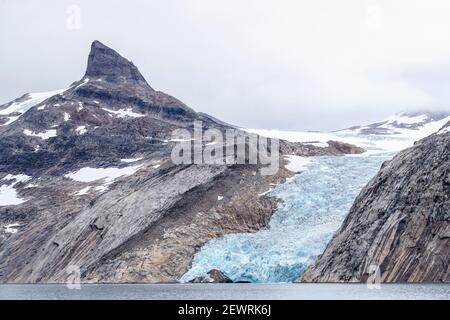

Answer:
[181,154,392,283]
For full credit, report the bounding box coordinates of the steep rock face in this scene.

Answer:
[85,40,150,86]
[300,123,450,282]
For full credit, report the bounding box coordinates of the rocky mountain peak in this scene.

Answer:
[85,40,152,88]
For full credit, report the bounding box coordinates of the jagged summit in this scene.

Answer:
[85,40,151,88]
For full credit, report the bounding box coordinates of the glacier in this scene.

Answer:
[181,153,393,283]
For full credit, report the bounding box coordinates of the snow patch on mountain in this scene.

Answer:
[75,126,87,135]
[65,165,143,183]
[0,174,31,206]
[102,107,145,118]
[3,223,21,234]
[73,78,89,90]
[3,174,32,184]
[437,125,450,135]
[23,129,57,140]
[120,157,143,163]
[74,186,92,196]
[338,112,450,136]
[0,88,67,126]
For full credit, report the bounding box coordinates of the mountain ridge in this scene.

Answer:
[0,41,361,283]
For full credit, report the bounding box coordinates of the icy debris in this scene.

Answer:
[64,112,70,121]
[284,155,312,172]
[75,126,87,135]
[77,102,84,111]
[102,107,145,118]
[3,223,20,234]
[217,195,224,201]
[37,105,46,111]
[120,157,143,163]
[23,129,57,140]
[152,164,161,169]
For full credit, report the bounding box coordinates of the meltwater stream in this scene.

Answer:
[181,154,392,283]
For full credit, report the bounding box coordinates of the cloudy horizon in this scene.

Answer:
[1,0,450,131]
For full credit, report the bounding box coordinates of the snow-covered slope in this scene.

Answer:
[0,89,68,126]
[337,111,450,135]
[246,111,450,155]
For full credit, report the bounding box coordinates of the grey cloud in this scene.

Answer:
[1,0,450,131]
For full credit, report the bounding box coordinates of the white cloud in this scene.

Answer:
[1,0,450,130]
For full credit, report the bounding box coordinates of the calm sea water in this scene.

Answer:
[0,284,448,300]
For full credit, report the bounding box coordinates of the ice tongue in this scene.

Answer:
[84,40,152,88]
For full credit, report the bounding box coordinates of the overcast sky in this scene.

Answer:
[1,0,450,131]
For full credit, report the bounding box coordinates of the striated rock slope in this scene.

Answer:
[301,123,450,282]
[0,41,362,283]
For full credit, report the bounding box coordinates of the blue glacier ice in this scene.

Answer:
[180,153,393,283]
